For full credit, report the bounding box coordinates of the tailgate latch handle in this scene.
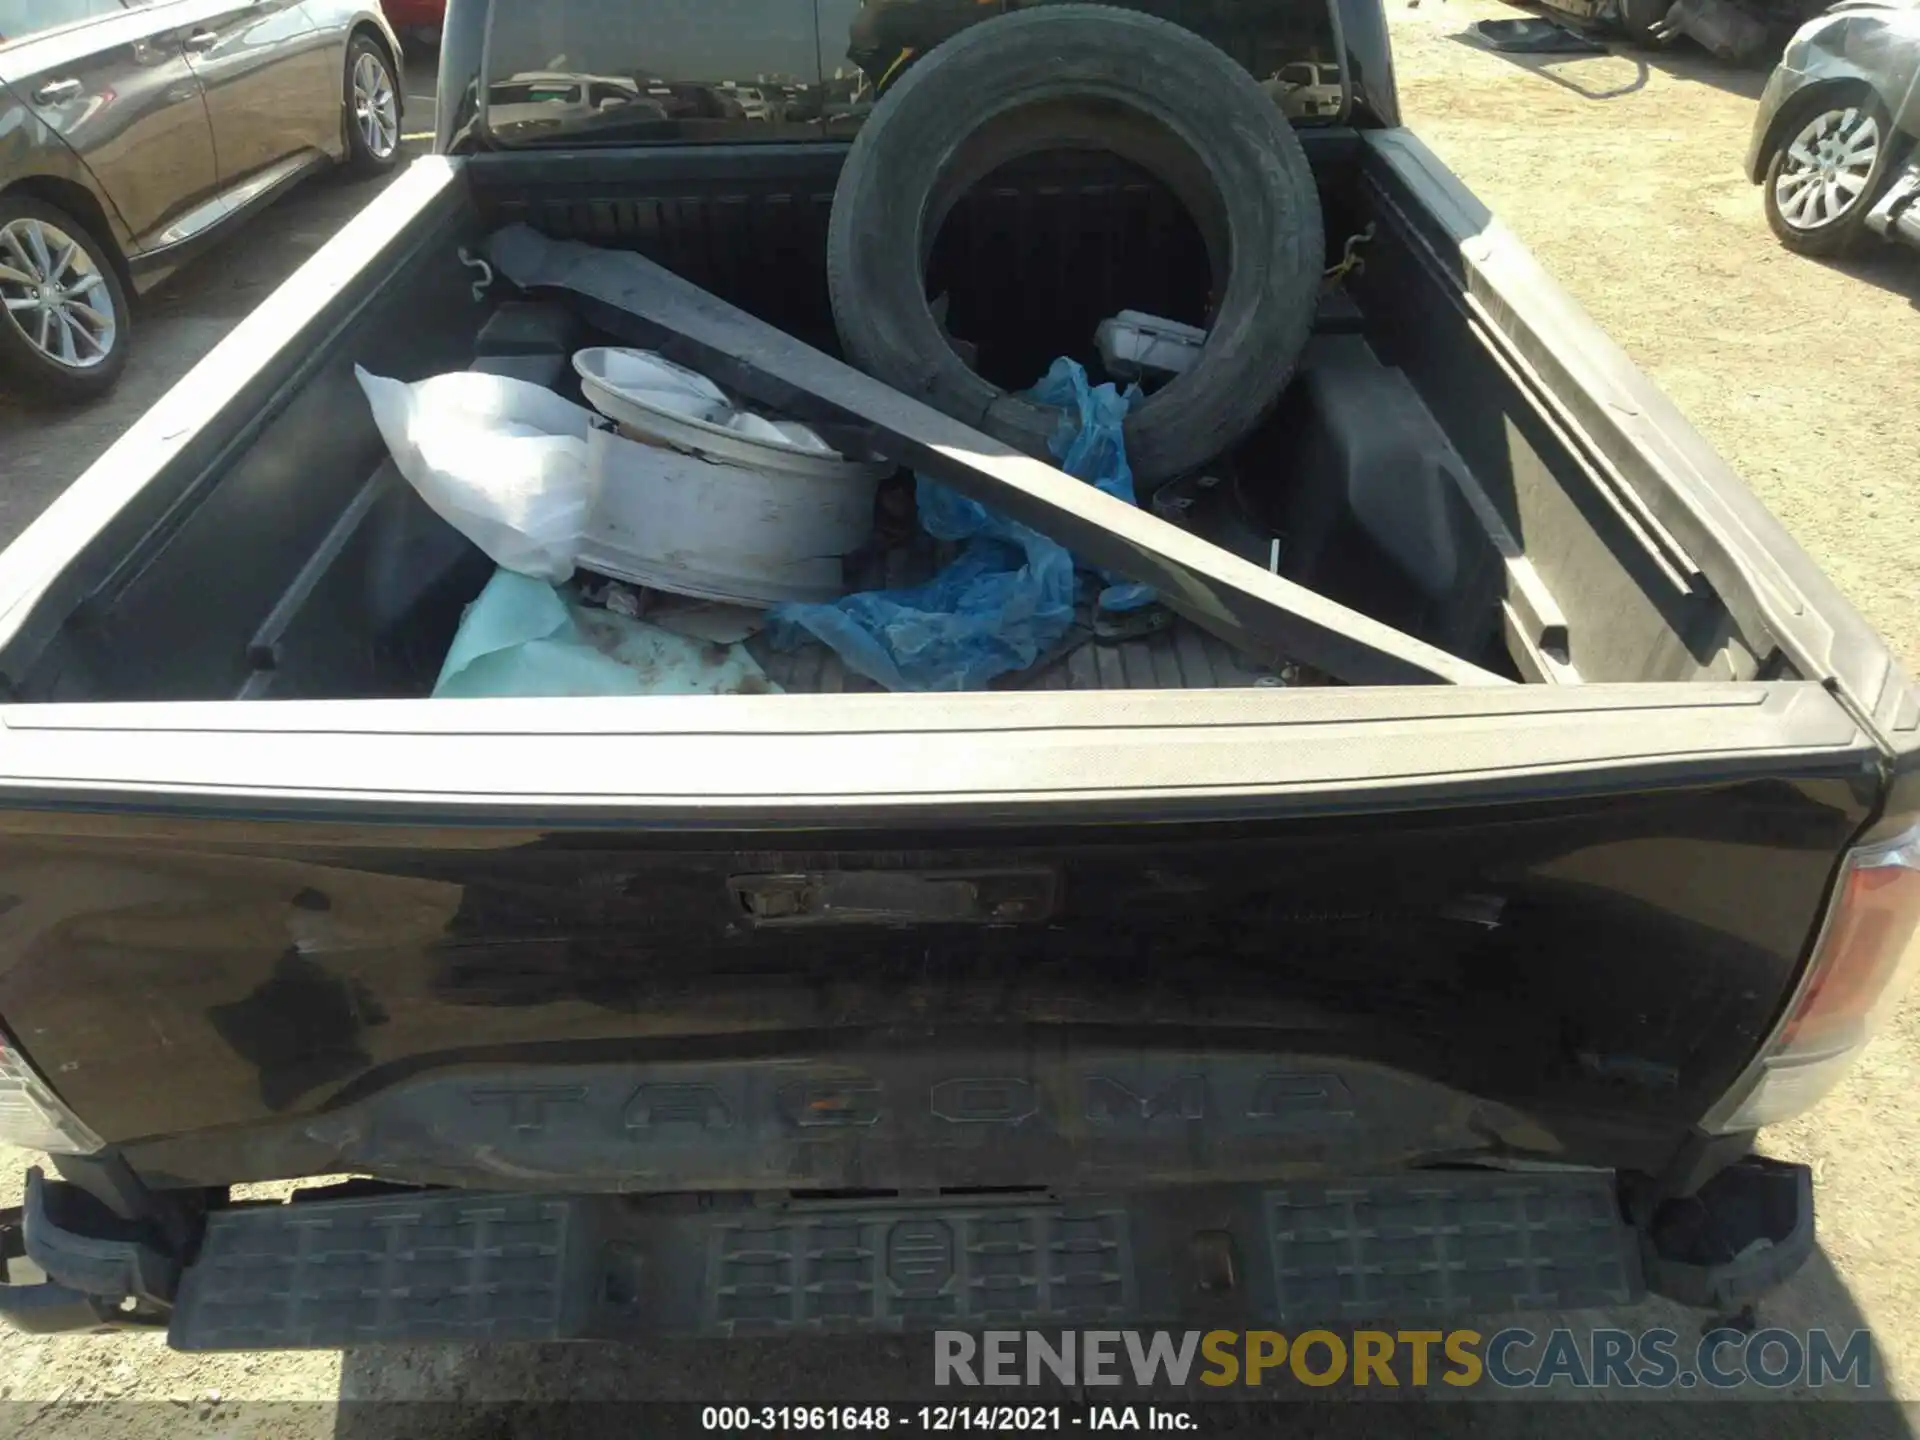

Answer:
[729,870,1057,927]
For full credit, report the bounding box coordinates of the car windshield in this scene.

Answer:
[480,0,1349,146]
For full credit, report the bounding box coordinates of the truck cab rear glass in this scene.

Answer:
[479,0,1350,148]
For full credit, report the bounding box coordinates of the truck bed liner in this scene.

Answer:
[238,455,1283,701]
[747,534,1284,694]
[755,620,1278,694]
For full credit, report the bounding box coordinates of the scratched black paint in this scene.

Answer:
[0,776,1865,1190]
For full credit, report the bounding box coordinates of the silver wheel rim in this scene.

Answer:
[1774,106,1880,231]
[353,51,398,159]
[0,217,117,370]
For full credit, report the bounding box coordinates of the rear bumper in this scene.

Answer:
[0,1160,1815,1348]
[177,1174,1646,1347]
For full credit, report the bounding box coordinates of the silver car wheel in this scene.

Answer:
[0,217,118,370]
[1773,106,1881,231]
[353,50,399,160]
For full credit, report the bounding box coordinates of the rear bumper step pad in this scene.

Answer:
[169,1171,1640,1350]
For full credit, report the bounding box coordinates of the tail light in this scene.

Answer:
[1706,817,1920,1132]
[0,1026,101,1155]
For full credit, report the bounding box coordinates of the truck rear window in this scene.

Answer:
[481,0,1349,146]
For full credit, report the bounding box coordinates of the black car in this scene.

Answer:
[0,0,407,402]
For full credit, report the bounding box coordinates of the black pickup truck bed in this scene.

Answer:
[0,0,1913,1352]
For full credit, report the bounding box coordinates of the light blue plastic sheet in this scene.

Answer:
[768,359,1155,691]
[435,569,777,698]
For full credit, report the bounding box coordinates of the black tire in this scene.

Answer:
[1763,88,1894,258]
[0,195,131,405]
[827,4,1325,484]
[343,34,402,178]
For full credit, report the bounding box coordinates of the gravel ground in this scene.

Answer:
[1391,2,1920,678]
[0,5,1917,1431]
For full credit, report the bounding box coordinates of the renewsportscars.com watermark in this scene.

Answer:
[934,1327,1874,1391]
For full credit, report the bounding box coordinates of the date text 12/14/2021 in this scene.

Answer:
[702,1407,1194,1431]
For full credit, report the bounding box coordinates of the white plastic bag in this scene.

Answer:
[355,366,597,583]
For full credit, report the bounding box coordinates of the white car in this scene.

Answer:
[487,72,666,138]
[730,85,776,121]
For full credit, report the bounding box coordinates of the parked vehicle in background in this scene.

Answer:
[1538,0,1826,55]
[1262,60,1345,119]
[380,0,443,51]
[0,0,406,402]
[486,73,669,142]
[1748,0,1920,255]
[729,84,777,121]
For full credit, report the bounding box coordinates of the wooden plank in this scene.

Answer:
[487,225,1511,687]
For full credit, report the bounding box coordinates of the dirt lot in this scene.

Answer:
[1392,2,1920,678]
[0,3,1917,1431]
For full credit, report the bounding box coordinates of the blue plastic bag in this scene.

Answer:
[769,359,1155,691]
[1029,357,1156,614]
